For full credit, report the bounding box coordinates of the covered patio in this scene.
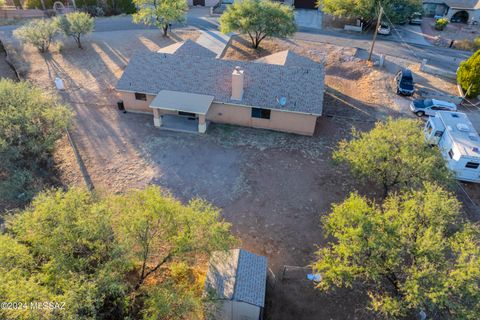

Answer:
[149,90,214,134]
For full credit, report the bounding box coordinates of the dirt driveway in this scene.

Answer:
[0,28,466,319]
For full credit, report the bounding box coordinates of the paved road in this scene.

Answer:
[294,29,470,73]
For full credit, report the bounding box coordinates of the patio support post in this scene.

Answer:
[153,109,162,128]
[198,115,207,133]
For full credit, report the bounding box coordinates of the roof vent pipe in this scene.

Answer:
[231,66,244,101]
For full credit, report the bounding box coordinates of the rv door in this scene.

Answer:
[424,119,443,145]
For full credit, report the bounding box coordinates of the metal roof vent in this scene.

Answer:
[469,133,478,141]
[276,96,287,107]
[457,123,470,132]
[473,147,480,153]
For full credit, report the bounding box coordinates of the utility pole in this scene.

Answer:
[368,5,383,61]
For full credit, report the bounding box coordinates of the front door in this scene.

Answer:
[193,0,205,6]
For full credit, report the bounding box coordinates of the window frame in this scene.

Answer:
[134,92,147,101]
[251,108,271,120]
[465,162,479,169]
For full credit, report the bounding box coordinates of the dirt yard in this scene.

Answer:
[0,28,467,319]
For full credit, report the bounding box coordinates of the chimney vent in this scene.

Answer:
[231,66,244,101]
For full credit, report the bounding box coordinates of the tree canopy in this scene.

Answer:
[220,0,296,49]
[14,18,58,52]
[457,49,480,98]
[313,183,480,319]
[55,12,95,49]
[132,0,188,36]
[0,79,71,206]
[0,186,235,319]
[317,0,421,24]
[333,118,453,197]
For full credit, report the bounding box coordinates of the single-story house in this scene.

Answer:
[204,249,267,320]
[116,40,324,136]
[423,0,480,24]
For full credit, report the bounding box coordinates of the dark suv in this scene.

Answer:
[395,69,414,96]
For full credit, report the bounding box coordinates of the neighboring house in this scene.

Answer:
[204,249,267,320]
[116,40,325,136]
[423,0,480,24]
[188,0,218,6]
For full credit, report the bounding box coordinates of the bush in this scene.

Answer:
[220,0,296,49]
[454,37,480,51]
[13,19,58,52]
[23,0,55,9]
[0,79,71,204]
[55,12,95,48]
[435,17,449,30]
[457,50,480,98]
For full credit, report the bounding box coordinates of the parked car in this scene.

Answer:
[395,69,415,96]
[378,23,391,35]
[409,12,422,25]
[410,99,458,116]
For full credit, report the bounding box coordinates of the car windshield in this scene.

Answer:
[401,78,413,86]
[424,99,433,107]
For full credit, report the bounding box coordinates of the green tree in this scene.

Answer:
[313,184,480,319]
[0,79,71,205]
[0,186,235,319]
[55,12,95,49]
[132,0,188,37]
[317,0,421,24]
[457,49,480,98]
[333,118,453,197]
[14,19,58,53]
[220,0,296,49]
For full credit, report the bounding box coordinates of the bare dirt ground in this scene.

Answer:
[0,29,467,319]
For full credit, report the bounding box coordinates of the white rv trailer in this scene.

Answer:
[424,111,480,183]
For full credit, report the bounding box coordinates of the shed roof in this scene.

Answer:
[150,90,214,115]
[116,50,324,115]
[158,39,217,58]
[205,249,267,308]
[254,50,320,68]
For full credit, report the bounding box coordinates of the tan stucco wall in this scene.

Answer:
[118,91,154,114]
[207,102,318,136]
[120,92,318,135]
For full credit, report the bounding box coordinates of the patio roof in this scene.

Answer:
[149,90,214,115]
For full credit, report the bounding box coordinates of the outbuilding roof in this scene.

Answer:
[254,50,320,68]
[116,41,324,115]
[158,39,217,58]
[205,249,267,308]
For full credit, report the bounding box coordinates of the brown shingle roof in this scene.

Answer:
[117,42,324,115]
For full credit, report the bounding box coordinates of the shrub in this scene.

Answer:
[435,17,449,30]
[13,19,58,53]
[220,0,296,49]
[457,49,480,98]
[23,0,55,9]
[55,12,95,48]
[0,79,71,204]
[454,36,480,51]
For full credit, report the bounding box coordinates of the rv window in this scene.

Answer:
[448,149,454,159]
[434,131,443,137]
[465,162,479,169]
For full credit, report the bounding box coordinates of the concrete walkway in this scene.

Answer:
[195,29,232,58]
